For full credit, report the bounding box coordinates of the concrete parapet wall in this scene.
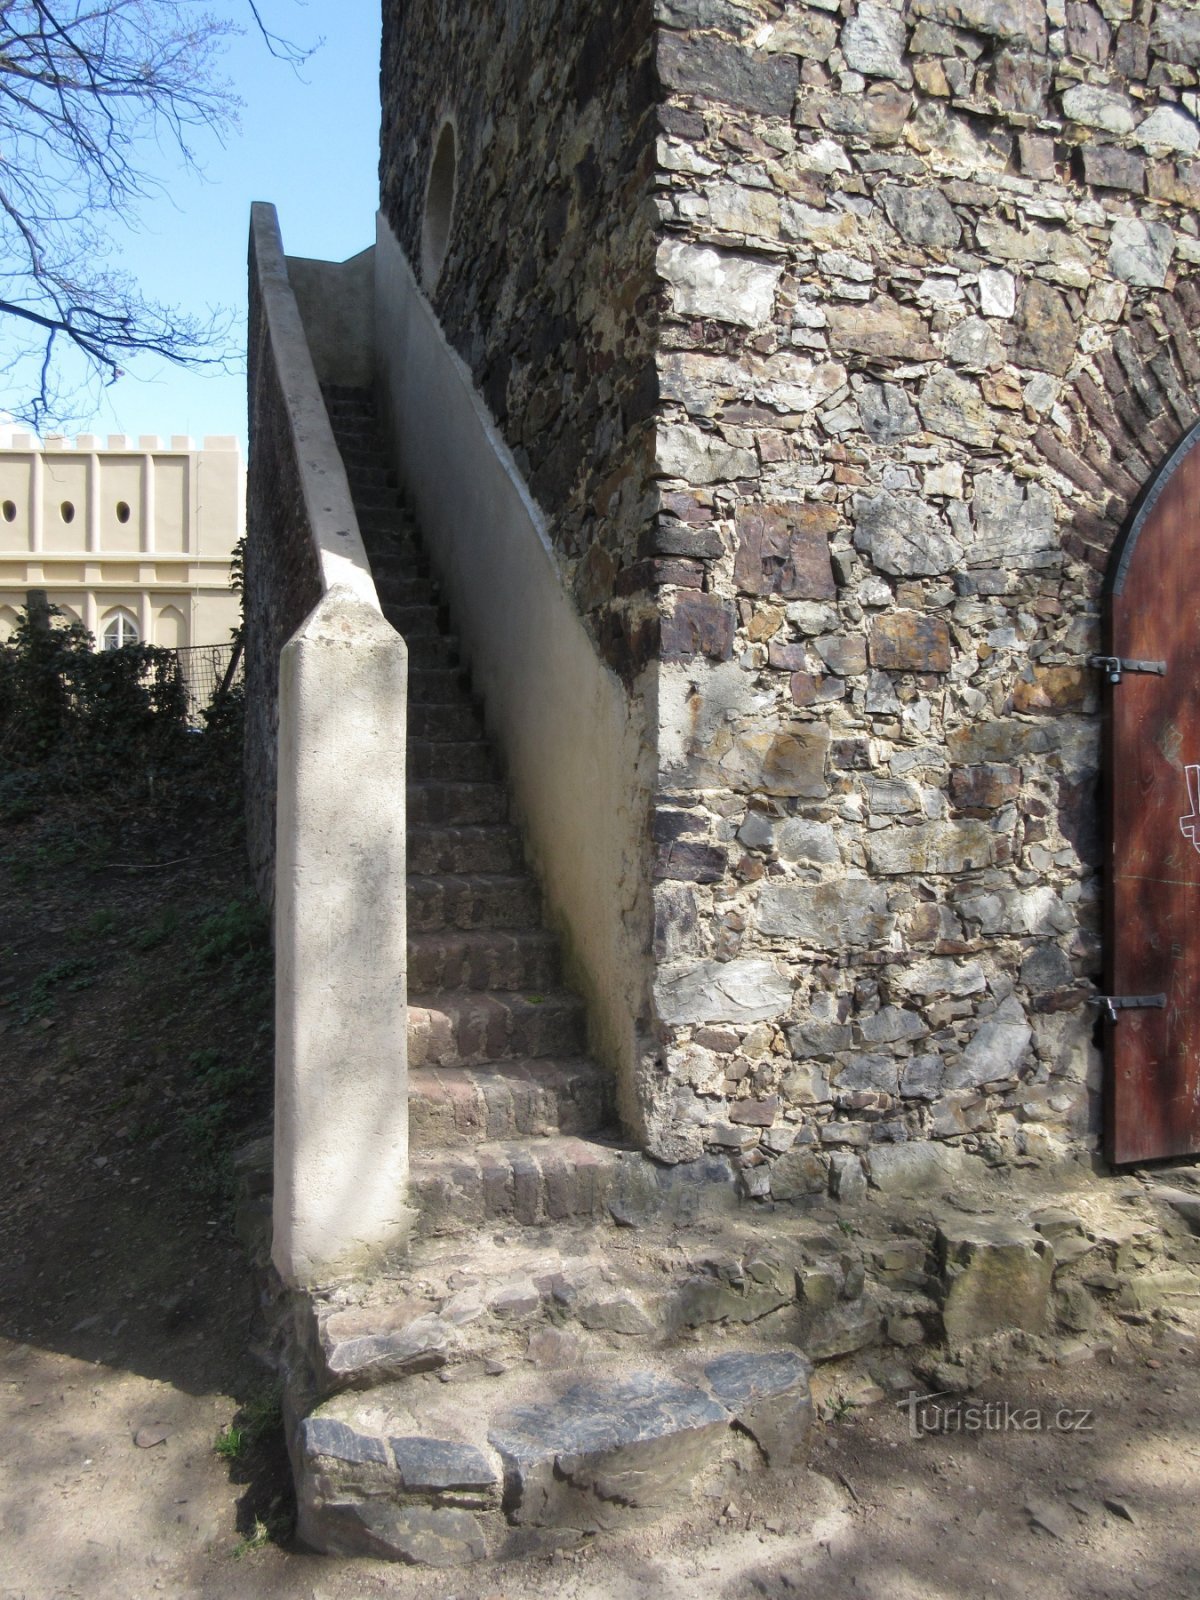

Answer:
[287,248,376,391]
[274,593,411,1287]
[246,201,410,1286]
[374,214,655,1142]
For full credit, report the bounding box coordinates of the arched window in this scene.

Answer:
[102,608,139,650]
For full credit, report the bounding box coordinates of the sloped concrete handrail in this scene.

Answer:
[250,203,380,606]
[248,201,411,1289]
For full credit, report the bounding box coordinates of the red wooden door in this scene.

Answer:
[1108,421,1200,1164]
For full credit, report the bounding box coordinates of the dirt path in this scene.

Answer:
[2,796,1199,1599]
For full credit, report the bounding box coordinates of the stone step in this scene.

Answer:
[409,1135,628,1230]
[405,634,460,669]
[288,1191,853,1402]
[366,537,428,569]
[294,1350,812,1563]
[383,603,443,637]
[407,704,483,742]
[407,825,525,875]
[330,431,384,457]
[355,494,409,525]
[408,990,585,1067]
[408,929,559,992]
[342,461,397,490]
[341,445,393,468]
[326,410,380,434]
[407,781,506,827]
[325,408,377,431]
[358,505,418,534]
[409,1058,611,1146]
[408,739,494,783]
[377,577,443,610]
[407,872,539,931]
[407,668,471,706]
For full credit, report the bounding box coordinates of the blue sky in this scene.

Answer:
[19,2,383,448]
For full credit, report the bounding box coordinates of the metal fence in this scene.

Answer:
[174,640,243,723]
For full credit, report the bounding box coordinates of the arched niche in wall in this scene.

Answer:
[421,118,457,291]
[155,603,186,650]
[1103,420,1200,1164]
[0,604,18,640]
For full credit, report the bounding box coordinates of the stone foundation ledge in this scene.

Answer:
[291,1348,812,1564]
[240,1140,1200,1565]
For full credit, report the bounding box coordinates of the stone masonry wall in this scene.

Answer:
[640,0,1200,1187]
[380,0,665,679]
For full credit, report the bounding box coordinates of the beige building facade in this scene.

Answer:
[0,429,243,650]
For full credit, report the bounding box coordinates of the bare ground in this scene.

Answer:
[2,791,1199,1600]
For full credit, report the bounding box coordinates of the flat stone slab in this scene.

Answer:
[301,1417,499,1508]
[302,1416,390,1468]
[491,1369,728,1531]
[704,1349,812,1466]
[490,1352,811,1531]
[390,1436,497,1493]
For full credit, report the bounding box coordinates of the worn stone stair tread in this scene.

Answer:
[409,1057,611,1144]
[407,669,475,706]
[295,1347,812,1561]
[382,603,443,635]
[407,704,484,742]
[407,988,586,1066]
[409,1134,631,1231]
[408,740,495,782]
[404,634,461,668]
[407,872,540,930]
[407,781,507,826]
[407,825,525,875]
[408,928,560,992]
[292,1196,888,1404]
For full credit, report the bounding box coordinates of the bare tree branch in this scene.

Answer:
[0,1,316,427]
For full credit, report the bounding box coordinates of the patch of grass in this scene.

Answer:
[215,1422,246,1460]
[75,906,119,943]
[232,1517,271,1559]
[131,905,179,952]
[241,1386,283,1439]
[192,894,269,974]
[19,956,97,1023]
[216,1384,283,1465]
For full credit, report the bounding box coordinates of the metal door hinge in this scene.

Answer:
[1089,655,1167,685]
[1093,994,1167,1024]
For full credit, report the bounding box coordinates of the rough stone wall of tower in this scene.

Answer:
[381,0,1200,1192]
[380,0,662,672]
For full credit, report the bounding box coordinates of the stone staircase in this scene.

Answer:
[325,385,632,1236]
[275,387,817,1564]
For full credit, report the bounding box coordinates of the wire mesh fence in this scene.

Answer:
[174,640,243,723]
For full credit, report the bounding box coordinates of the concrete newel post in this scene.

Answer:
[273,587,412,1287]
